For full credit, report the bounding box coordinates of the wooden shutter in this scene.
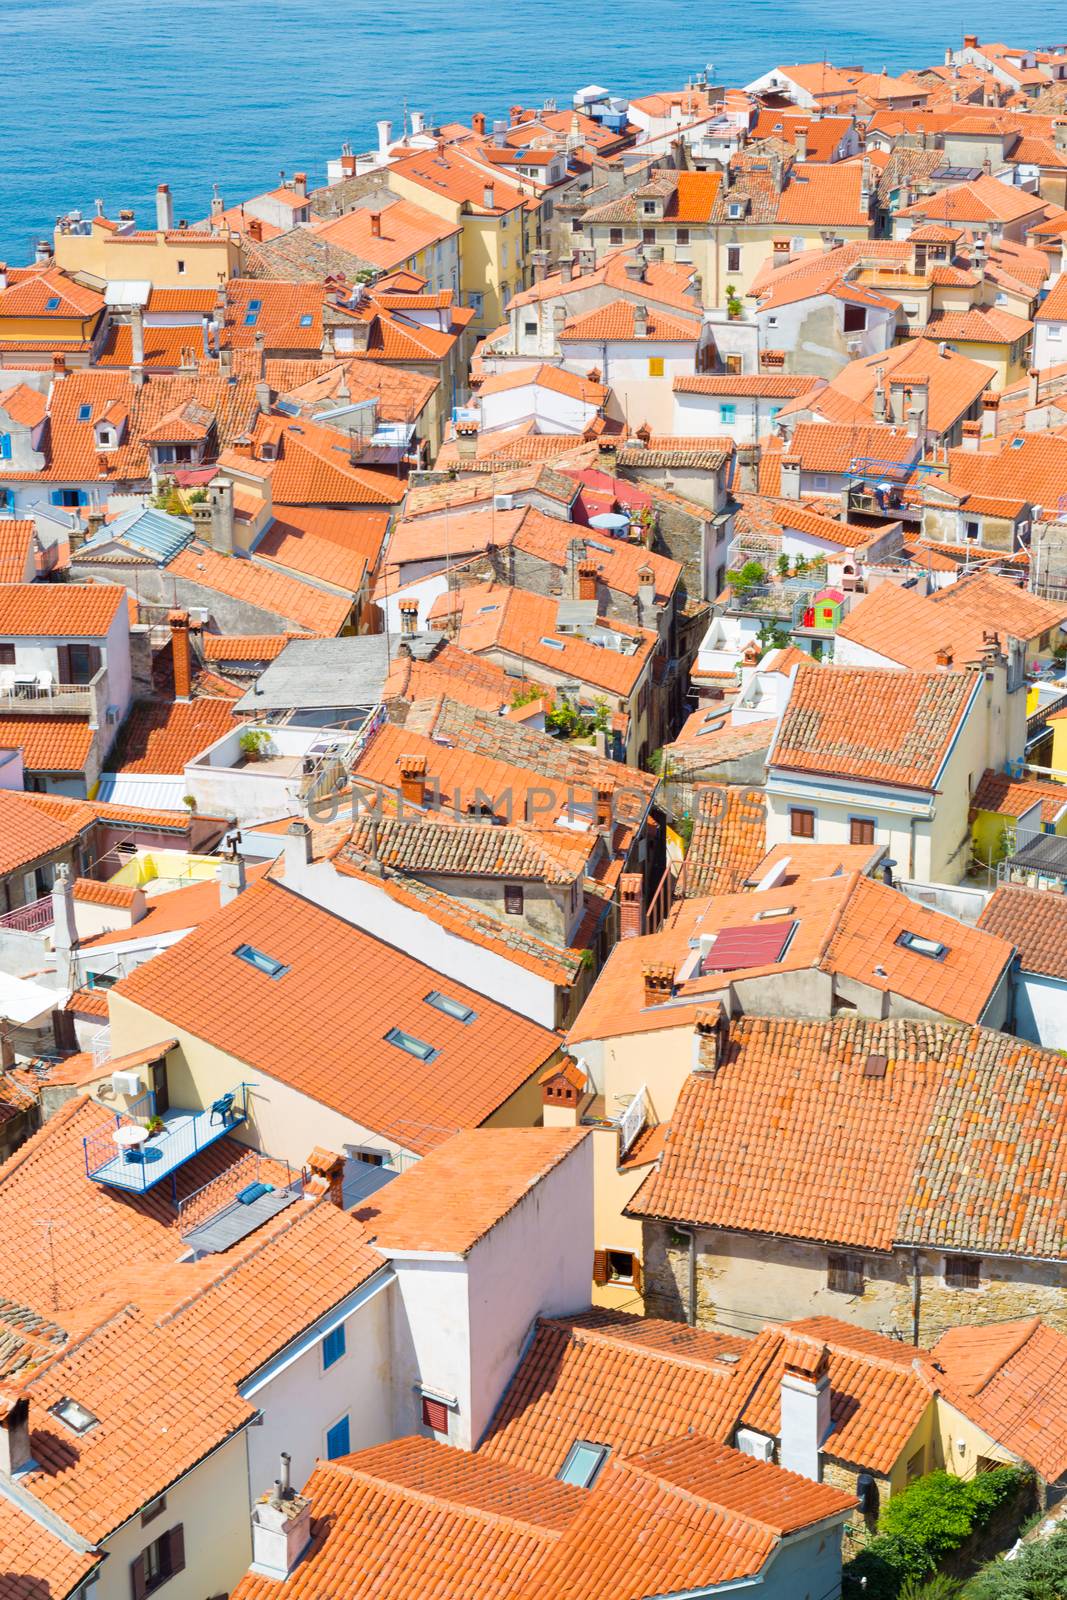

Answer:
[55,644,72,684]
[592,1250,609,1287]
[167,1525,185,1577]
[129,1554,147,1600]
[632,1256,643,1297]
[85,644,101,680]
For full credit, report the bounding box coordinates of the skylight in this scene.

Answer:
[385,1027,438,1062]
[539,636,565,650]
[299,313,314,327]
[244,311,260,326]
[558,1440,610,1488]
[45,296,61,310]
[895,931,947,961]
[234,943,289,979]
[77,404,92,422]
[247,299,262,311]
[425,991,475,1024]
[51,1398,98,1434]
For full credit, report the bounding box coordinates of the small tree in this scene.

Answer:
[775,553,791,579]
[724,560,766,600]
[968,1523,1067,1598]
[725,283,744,319]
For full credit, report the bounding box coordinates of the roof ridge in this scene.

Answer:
[0,1094,96,1191]
[612,1448,784,1538]
[557,1318,748,1379]
[319,1457,570,1540]
[969,1316,1043,1395]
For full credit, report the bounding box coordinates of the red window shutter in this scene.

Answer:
[421,1396,448,1433]
[632,1257,643,1297]
[592,1249,609,1287]
[167,1525,185,1577]
[130,1555,147,1600]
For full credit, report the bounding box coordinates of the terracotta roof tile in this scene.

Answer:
[559,300,700,343]
[114,881,561,1153]
[933,1318,1067,1481]
[0,583,125,638]
[929,570,1067,640]
[0,715,94,772]
[311,197,460,269]
[254,504,390,592]
[0,787,87,877]
[972,769,1067,825]
[167,544,354,634]
[200,630,308,662]
[111,696,241,773]
[683,785,767,896]
[71,876,138,908]
[0,386,48,428]
[342,816,590,884]
[978,884,1067,981]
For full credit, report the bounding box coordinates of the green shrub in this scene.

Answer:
[898,1577,962,1600]
[966,1522,1067,1598]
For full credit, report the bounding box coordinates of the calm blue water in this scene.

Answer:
[2,0,1059,261]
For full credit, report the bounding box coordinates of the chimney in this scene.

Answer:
[169,609,193,701]
[156,183,174,231]
[211,184,224,222]
[624,254,647,283]
[595,779,615,835]
[963,33,977,47]
[935,646,954,669]
[293,172,307,199]
[531,250,549,284]
[209,477,235,555]
[0,1389,34,1477]
[510,104,524,128]
[370,211,383,239]
[981,391,999,438]
[795,124,808,161]
[50,863,78,988]
[377,119,393,159]
[619,872,644,939]
[483,183,495,211]
[250,1455,313,1580]
[472,112,486,136]
[860,156,872,211]
[254,329,267,382]
[559,254,575,284]
[540,1060,585,1126]
[35,239,52,266]
[247,217,263,243]
[216,853,247,905]
[642,962,674,1006]
[399,598,419,637]
[633,302,649,339]
[130,304,145,369]
[411,110,425,136]
[455,420,478,461]
[51,354,67,379]
[691,1005,724,1074]
[284,819,313,877]
[578,559,598,601]
[201,312,213,360]
[397,753,428,808]
[780,454,802,500]
[637,564,656,617]
[960,420,981,452]
[780,1344,832,1480]
[1028,367,1040,409]
[0,264,7,292]
[306,1147,345,1206]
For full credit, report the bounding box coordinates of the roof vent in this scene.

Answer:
[863,1054,888,1079]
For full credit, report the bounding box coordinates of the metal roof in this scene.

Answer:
[84,506,194,564]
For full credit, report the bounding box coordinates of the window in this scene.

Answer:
[130,1526,184,1598]
[51,489,87,508]
[504,883,524,915]
[642,228,656,244]
[675,227,690,244]
[299,313,313,327]
[842,303,867,333]
[234,943,289,979]
[850,817,875,846]
[609,227,623,245]
[539,636,565,650]
[243,311,259,326]
[421,1395,449,1434]
[0,645,14,667]
[720,403,736,424]
[648,356,664,377]
[322,1323,346,1370]
[45,296,61,310]
[425,991,475,1023]
[385,1027,438,1062]
[572,218,583,233]
[813,474,829,491]
[827,1252,864,1295]
[325,1414,350,1459]
[176,260,186,275]
[51,1397,98,1434]
[77,404,93,423]
[524,321,537,337]
[790,808,815,839]
[727,245,741,273]
[0,433,10,461]
[895,931,947,961]
[558,1440,610,1488]
[906,1448,925,1481]
[944,1255,981,1290]
[141,1496,167,1528]
[965,519,980,541]
[1049,325,1063,342]
[606,1249,635,1283]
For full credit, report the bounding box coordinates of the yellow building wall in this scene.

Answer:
[1050,719,1067,780]
[0,314,96,342]
[110,851,221,889]
[53,222,241,287]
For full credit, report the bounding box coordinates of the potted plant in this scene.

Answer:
[239,729,274,763]
[725,284,744,320]
[145,1115,164,1139]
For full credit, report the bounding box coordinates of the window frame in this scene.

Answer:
[504,883,524,915]
[325,1413,351,1459]
[827,1251,864,1296]
[790,807,815,840]
[849,816,876,846]
[384,1026,438,1063]
[943,1254,981,1291]
[558,1439,610,1488]
[321,1322,346,1371]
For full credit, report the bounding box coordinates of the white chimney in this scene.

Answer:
[130,304,145,368]
[411,110,425,135]
[483,183,495,210]
[0,264,7,291]
[156,183,174,231]
[216,854,247,906]
[0,1389,34,1477]
[284,819,314,883]
[250,1453,313,1580]
[377,119,393,159]
[208,477,235,556]
[633,303,649,339]
[50,863,78,988]
[780,1348,832,1480]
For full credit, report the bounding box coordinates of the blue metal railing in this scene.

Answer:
[82,1083,252,1191]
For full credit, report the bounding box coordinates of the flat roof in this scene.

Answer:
[234,636,391,714]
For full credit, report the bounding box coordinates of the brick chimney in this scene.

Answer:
[578,560,598,601]
[472,112,486,136]
[250,1453,313,1579]
[642,962,674,1006]
[981,391,1000,438]
[397,753,428,807]
[619,872,644,939]
[935,645,954,669]
[306,1147,345,1206]
[247,217,263,243]
[540,1059,586,1126]
[691,1004,724,1074]
[371,211,382,238]
[169,609,193,701]
[595,779,615,834]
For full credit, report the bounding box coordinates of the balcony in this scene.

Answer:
[0,663,108,720]
[83,1083,251,1194]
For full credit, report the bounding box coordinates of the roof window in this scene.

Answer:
[539,636,565,650]
[247,299,262,312]
[425,990,476,1024]
[234,943,290,979]
[299,313,314,327]
[558,1440,610,1488]
[77,404,92,422]
[45,296,61,310]
[385,1027,438,1062]
[51,1398,98,1435]
[243,310,260,326]
[895,930,947,960]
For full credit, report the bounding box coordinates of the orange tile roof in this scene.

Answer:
[112,696,240,773]
[478,363,609,406]
[392,146,528,215]
[741,1318,935,1474]
[66,986,110,1016]
[0,519,34,583]
[94,321,204,369]
[682,785,767,896]
[0,1495,99,1598]
[783,420,919,474]
[200,631,306,662]
[0,715,94,772]
[630,1015,1067,1258]
[0,785,87,877]
[342,814,590,884]
[71,875,138,908]
[223,278,325,350]
[675,373,813,397]
[0,583,125,638]
[312,197,460,269]
[559,300,700,343]
[274,356,438,423]
[254,504,390,591]
[220,413,407,507]
[933,1318,1067,1481]
[770,664,977,790]
[383,641,534,712]
[943,432,1067,505]
[0,267,103,320]
[80,867,270,951]
[835,580,994,669]
[114,880,561,1152]
[898,173,1045,224]
[0,383,49,427]
[909,306,1033,345]
[929,569,1067,640]
[972,768,1067,825]
[359,1128,586,1254]
[168,544,354,634]
[978,884,1067,982]
[775,162,871,226]
[480,1311,757,1476]
[819,340,992,435]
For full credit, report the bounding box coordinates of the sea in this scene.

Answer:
[2,0,1061,262]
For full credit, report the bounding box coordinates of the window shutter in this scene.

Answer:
[50,490,64,507]
[421,1395,449,1434]
[129,1555,147,1600]
[592,1249,609,1287]
[632,1256,643,1297]
[85,645,101,678]
[56,645,72,683]
[167,1525,186,1576]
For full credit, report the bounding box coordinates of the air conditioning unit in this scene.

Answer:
[111,1070,142,1097]
[494,493,514,511]
[846,337,863,356]
[735,1428,775,1462]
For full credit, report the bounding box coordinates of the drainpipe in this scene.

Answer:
[674,1224,698,1326]
[911,1248,922,1346]
[908,814,919,880]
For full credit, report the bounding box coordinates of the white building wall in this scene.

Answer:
[673,387,787,442]
[1013,970,1067,1050]
[1034,319,1066,370]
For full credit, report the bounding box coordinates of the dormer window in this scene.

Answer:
[95,427,115,450]
[728,201,743,219]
